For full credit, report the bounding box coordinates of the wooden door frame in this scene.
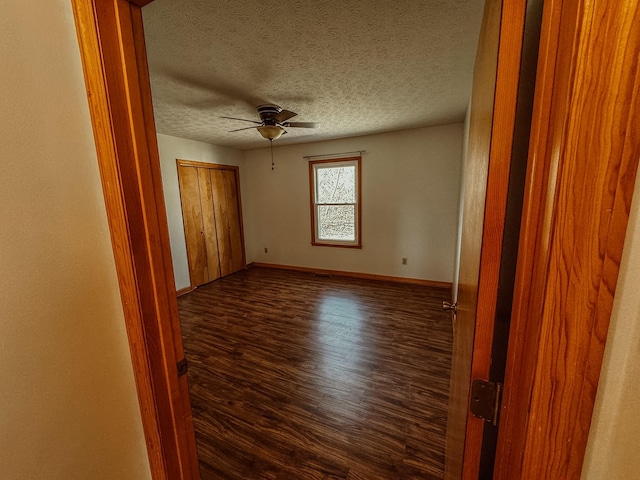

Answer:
[494,0,640,478]
[70,0,639,479]
[71,0,199,479]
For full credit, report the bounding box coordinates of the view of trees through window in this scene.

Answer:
[314,163,357,242]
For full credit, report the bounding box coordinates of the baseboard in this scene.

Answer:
[247,262,452,290]
[176,286,195,297]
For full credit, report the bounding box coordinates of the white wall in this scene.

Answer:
[241,125,463,282]
[582,173,640,479]
[156,134,244,289]
[0,2,150,479]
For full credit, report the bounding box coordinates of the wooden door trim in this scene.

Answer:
[494,0,640,478]
[177,158,241,171]
[71,1,199,479]
[493,0,565,475]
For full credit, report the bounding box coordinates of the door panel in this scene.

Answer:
[178,165,208,286]
[223,169,244,273]
[445,1,501,477]
[211,169,232,277]
[197,167,221,282]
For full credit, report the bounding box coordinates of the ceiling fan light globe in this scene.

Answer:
[257,125,285,140]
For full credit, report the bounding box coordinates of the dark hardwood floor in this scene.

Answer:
[178,267,453,479]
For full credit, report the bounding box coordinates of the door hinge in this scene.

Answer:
[177,358,189,377]
[470,379,502,426]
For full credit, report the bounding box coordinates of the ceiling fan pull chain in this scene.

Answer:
[270,139,275,170]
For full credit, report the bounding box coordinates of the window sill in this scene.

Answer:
[311,241,362,249]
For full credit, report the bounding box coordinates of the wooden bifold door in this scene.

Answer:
[177,160,245,287]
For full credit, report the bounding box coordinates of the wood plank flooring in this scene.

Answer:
[178,267,453,479]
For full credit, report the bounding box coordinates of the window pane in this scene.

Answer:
[318,204,355,241]
[317,166,356,203]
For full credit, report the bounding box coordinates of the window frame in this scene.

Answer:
[309,156,362,248]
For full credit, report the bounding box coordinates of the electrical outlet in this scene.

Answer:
[402,257,407,265]
[264,247,268,253]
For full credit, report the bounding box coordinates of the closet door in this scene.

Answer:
[178,160,245,287]
[177,165,208,286]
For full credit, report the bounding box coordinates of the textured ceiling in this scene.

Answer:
[142,0,484,150]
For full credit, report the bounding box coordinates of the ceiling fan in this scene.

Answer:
[222,104,318,141]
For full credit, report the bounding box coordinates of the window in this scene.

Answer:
[309,157,362,248]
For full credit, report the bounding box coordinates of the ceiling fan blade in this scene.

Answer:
[282,122,318,128]
[221,116,261,124]
[274,109,297,123]
[229,126,259,132]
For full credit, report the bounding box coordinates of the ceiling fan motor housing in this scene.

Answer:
[257,104,283,123]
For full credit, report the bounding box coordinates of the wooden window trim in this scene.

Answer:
[308,157,362,248]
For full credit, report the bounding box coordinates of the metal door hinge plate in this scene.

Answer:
[470,379,502,426]
[177,358,189,377]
